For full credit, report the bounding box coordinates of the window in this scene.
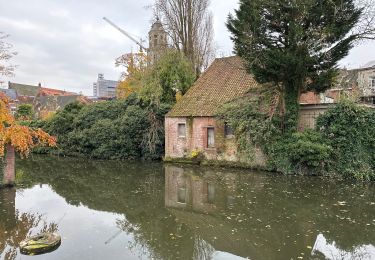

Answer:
[207,127,215,148]
[224,123,234,137]
[207,183,215,204]
[154,35,158,46]
[177,178,187,203]
[370,76,375,90]
[178,123,186,138]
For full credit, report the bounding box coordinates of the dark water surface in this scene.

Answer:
[0,156,374,260]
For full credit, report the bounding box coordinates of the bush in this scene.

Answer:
[35,94,170,160]
[285,130,332,174]
[316,101,375,181]
[16,104,34,120]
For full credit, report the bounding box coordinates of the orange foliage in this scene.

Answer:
[115,52,147,99]
[0,93,56,158]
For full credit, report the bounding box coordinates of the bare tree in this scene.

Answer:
[0,32,17,78]
[352,0,375,41]
[155,0,215,75]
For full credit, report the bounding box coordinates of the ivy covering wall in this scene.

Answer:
[219,99,375,181]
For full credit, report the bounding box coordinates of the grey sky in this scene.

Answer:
[1,0,374,95]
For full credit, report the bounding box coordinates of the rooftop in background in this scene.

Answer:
[0,88,18,101]
[39,87,77,96]
[363,60,375,68]
[167,56,258,117]
[8,81,77,97]
[8,82,41,97]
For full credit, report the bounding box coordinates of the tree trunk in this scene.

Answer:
[3,144,15,187]
[282,82,301,134]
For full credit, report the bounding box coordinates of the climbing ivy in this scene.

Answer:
[219,97,375,181]
[317,101,375,181]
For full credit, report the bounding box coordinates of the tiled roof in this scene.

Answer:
[9,82,40,97]
[0,89,18,101]
[300,92,321,105]
[39,87,76,96]
[167,56,258,117]
[34,95,82,113]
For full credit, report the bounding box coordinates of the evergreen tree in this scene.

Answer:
[227,0,362,132]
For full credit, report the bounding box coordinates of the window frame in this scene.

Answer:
[370,76,375,90]
[207,127,215,148]
[177,123,186,138]
[224,123,235,138]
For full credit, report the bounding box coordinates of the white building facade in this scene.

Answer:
[93,74,118,98]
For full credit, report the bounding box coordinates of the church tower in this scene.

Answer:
[148,17,168,64]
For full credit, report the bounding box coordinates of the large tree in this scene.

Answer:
[227,0,368,132]
[155,0,215,75]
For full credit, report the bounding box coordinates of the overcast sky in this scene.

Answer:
[1,0,375,96]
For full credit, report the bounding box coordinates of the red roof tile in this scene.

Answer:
[167,56,258,117]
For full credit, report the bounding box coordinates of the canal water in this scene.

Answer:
[0,156,374,260]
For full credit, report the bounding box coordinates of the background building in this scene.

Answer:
[93,74,118,98]
[148,18,168,65]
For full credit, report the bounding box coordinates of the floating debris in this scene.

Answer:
[20,233,61,255]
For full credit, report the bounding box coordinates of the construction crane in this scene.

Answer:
[103,17,148,52]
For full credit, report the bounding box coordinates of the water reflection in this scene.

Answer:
[164,164,375,260]
[0,156,374,260]
[0,188,58,260]
[312,234,375,260]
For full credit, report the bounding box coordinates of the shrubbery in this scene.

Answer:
[33,94,171,160]
[317,101,375,180]
[220,99,375,180]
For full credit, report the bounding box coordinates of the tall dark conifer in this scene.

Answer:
[227,0,362,132]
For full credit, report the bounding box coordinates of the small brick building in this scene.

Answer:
[165,56,266,166]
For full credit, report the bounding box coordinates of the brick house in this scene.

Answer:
[165,56,266,166]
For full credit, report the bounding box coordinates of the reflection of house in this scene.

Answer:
[165,165,238,214]
[165,56,266,165]
[164,164,270,259]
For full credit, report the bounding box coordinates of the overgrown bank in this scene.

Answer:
[30,95,170,160]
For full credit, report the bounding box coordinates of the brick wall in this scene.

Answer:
[165,116,266,166]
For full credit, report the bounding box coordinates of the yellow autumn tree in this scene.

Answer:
[0,93,56,186]
[115,52,147,99]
